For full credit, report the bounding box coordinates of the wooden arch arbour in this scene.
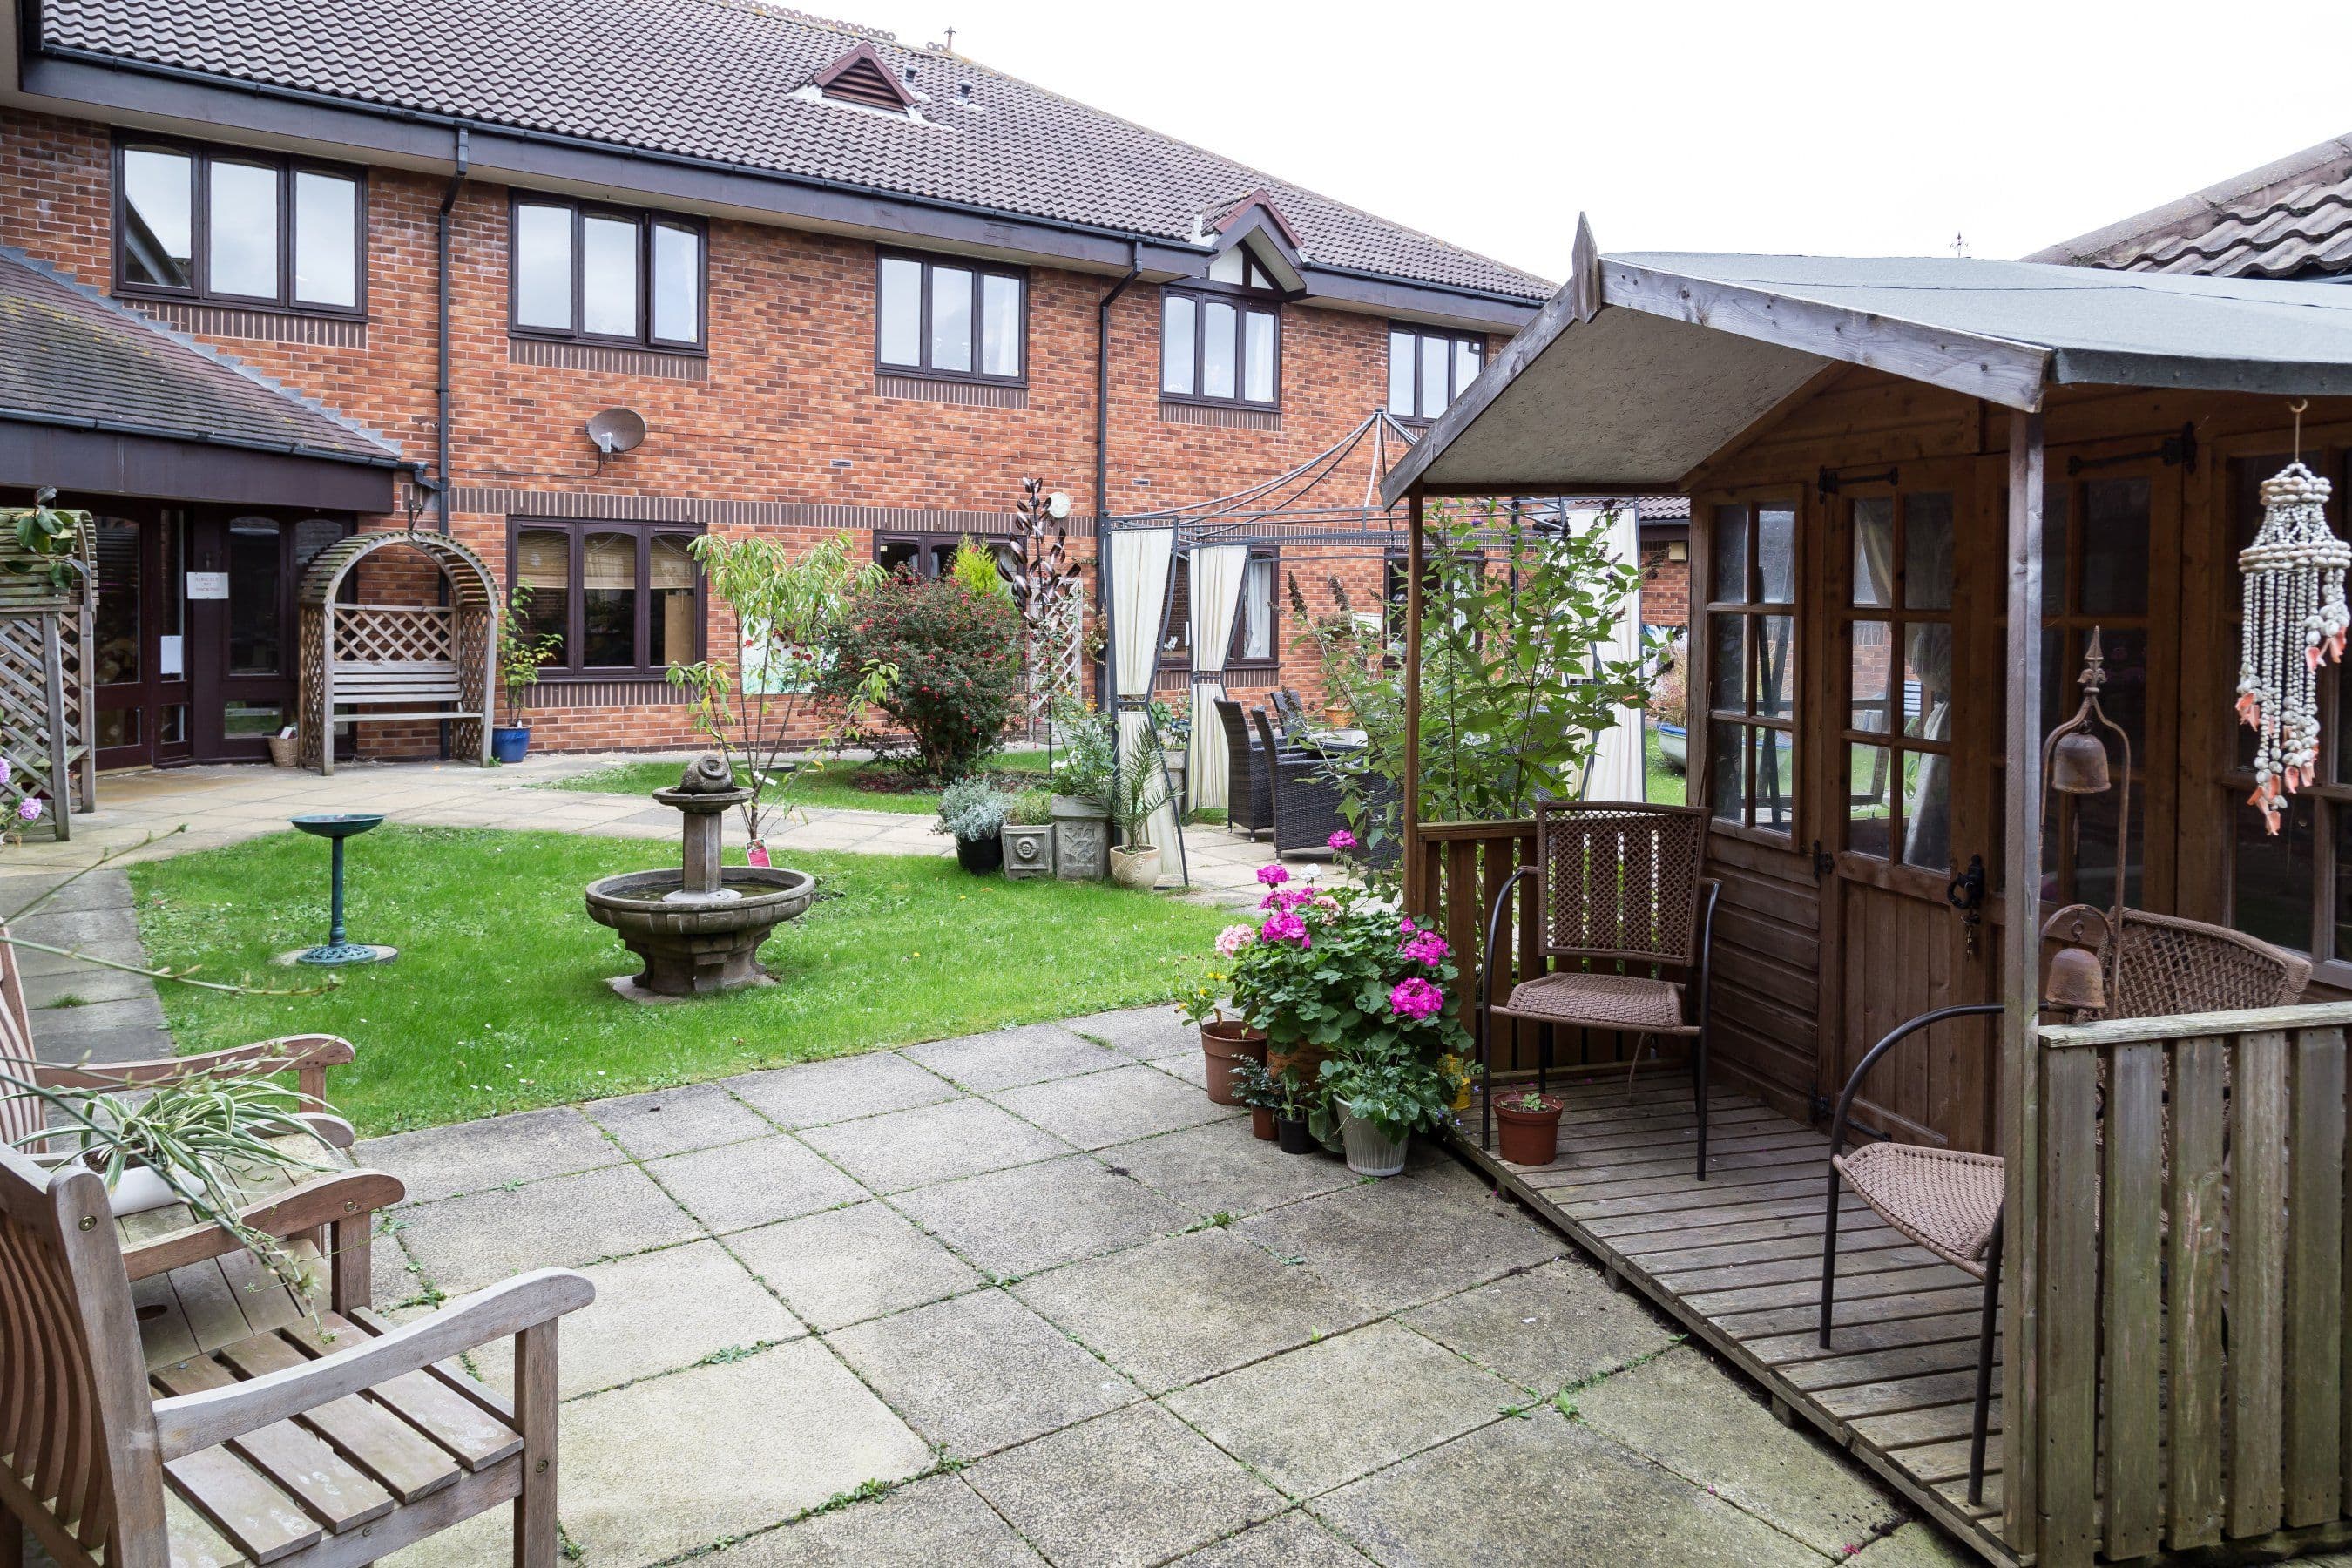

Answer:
[295,528,499,774]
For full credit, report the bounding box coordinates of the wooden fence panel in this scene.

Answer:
[2100,1040,2164,1558]
[2037,1044,2101,1568]
[2166,1036,2228,1551]
[2287,1026,2345,1527]
[2228,1030,2288,1539]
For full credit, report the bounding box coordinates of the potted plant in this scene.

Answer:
[1179,966,1267,1107]
[494,585,562,763]
[1149,697,1191,808]
[1105,728,1173,889]
[1491,1086,1566,1166]
[1230,1058,1281,1140]
[1322,1037,1464,1177]
[935,776,1011,875]
[1047,700,1113,879]
[1236,1059,1320,1153]
[1001,788,1054,879]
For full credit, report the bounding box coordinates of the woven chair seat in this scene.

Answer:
[1501,971,1689,1031]
[1832,1141,2004,1274]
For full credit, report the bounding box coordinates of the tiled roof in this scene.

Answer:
[39,0,1553,302]
[0,247,406,463]
[2027,134,2352,280]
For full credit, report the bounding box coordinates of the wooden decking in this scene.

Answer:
[1454,1068,2013,1567]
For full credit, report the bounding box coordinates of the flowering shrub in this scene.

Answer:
[821,573,1023,781]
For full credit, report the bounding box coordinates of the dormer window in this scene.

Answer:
[813,44,919,113]
[1160,247,1281,410]
[1207,248,1277,290]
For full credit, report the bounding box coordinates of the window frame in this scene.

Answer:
[1155,548,1281,672]
[111,137,368,318]
[1702,496,1801,843]
[1159,278,1282,410]
[506,518,706,680]
[505,197,708,354]
[1386,323,1484,423]
[873,250,1029,387]
[1835,486,1959,877]
[874,531,1017,582]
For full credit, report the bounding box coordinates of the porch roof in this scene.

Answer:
[1382,245,2352,504]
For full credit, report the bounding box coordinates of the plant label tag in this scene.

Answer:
[746,841,771,868]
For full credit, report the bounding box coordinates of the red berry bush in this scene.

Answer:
[819,574,1023,781]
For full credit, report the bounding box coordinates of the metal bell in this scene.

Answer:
[2048,729,2112,795]
[2044,943,2107,1012]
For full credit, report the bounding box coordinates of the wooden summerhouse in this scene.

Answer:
[0,509,96,835]
[1385,236,2352,1565]
[294,530,499,774]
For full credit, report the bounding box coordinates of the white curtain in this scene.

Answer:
[1577,505,1646,801]
[1186,544,1251,811]
[1110,528,1183,869]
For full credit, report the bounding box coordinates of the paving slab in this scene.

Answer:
[22,965,153,1008]
[1313,1409,1822,1568]
[719,1474,1045,1565]
[396,1162,701,1293]
[1571,1343,1901,1555]
[727,1200,983,1331]
[965,1402,1287,1568]
[1397,1258,1681,1395]
[1236,1173,1567,1313]
[469,1239,802,1399]
[1014,1228,1375,1394]
[1064,1006,1199,1061]
[796,1097,1073,1194]
[1102,1120,1359,1220]
[587,1081,777,1159]
[358,1105,624,1205]
[29,992,166,1041]
[648,1133,868,1233]
[892,1154,1191,1277]
[1165,1320,1521,1498]
[1848,1521,1982,1565]
[827,1288,1140,1456]
[1166,1511,1374,1566]
[987,1063,1240,1150]
[12,936,148,980]
[725,1051,963,1129]
[1152,1051,1213,1089]
[559,1339,932,1567]
[902,1023,1124,1092]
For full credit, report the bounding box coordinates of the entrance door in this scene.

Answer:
[1815,464,1999,1149]
[186,510,351,761]
[87,506,193,772]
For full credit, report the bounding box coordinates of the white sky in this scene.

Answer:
[849,0,2352,285]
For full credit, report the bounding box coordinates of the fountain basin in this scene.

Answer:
[585,866,814,996]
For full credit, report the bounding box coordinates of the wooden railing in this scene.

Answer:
[2024,1002,2352,1565]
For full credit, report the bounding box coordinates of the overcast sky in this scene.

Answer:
[850,0,2352,285]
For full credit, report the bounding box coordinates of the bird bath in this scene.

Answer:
[584,755,814,997]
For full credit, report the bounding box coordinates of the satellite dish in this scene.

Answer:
[585,408,647,456]
[1046,491,1071,520]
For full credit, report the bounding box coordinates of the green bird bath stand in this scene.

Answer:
[289,814,395,965]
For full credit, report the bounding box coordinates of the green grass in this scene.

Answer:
[126,825,1225,1134]
[540,751,1051,815]
[1644,725,1686,807]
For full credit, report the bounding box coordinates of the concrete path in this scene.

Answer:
[0,867,178,1064]
[342,1008,1973,1568]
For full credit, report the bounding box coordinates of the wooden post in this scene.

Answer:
[2001,407,2045,1554]
[40,610,71,841]
[1403,485,1426,916]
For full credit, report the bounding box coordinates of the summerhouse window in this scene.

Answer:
[510,199,705,351]
[1160,257,1281,409]
[1707,501,1799,836]
[1842,491,1957,871]
[1387,326,1483,421]
[875,253,1026,383]
[510,522,704,679]
[113,140,365,314]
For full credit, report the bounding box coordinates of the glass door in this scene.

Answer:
[188,510,349,760]
[86,507,192,771]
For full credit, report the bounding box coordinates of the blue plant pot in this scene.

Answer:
[491,727,532,764]
[1657,723,1687,774]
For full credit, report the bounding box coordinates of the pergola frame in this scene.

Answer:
[294,529,500,775]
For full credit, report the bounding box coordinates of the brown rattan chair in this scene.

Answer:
[1476,801,1719,1178]
[1818,907,2310,1507]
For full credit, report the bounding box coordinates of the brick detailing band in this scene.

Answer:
[446,486,1097,535]
[507,337,709,381]
[1159,400,1280,432]
[131,300,367,347]
[875,374,1028,409]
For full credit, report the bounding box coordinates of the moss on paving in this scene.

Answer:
[128,825,1221,1135]
[539,752,1051,816]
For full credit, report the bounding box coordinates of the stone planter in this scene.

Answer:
[1491,1091,1566,1166]
[1051,795,1109,880]
[1335,1098,1409,1178]
[1200,1019,1267,1106]
[1001,824,1053,879]
[1108,844,1160,889]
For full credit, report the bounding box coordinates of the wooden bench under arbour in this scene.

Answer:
[294,529,502,776]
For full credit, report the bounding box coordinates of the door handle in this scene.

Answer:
[1946,854,1987,956]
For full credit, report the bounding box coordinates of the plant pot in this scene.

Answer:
[955,834,1004,875]
[1265,1040,1330,1087]
[1052,817,1109,880]
[1049,794,1108,821]
[266,732,300,767]
[1335,1098,1409,1178]
[1491,1091,1566,1166]
[491,726,532,764]
[1108,844,1160,889]
[1200,1020,1268,1107]
[1274,1113,1317,1154]
[1657,723,1686,773]
[1323,704,1352,727]
[1250,1106,1275,1140]
[1001,823,1053,879]
[78,1152,179,1216]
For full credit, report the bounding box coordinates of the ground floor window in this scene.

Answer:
[875,531,1016,583]
[1706,499,1799,836]
[1159,549,1277,672]
[511,520,703,677]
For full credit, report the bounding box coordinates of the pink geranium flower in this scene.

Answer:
[1214,923,1255,956]
[1401,931,1450,965]
[1327,829,1357,853]
[15,797,40,823]
[1389,977,1443,1020]
[1256,864,1290,888]
[1261,910,1311,946]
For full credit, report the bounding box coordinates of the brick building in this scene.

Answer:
[0,0,1601,769]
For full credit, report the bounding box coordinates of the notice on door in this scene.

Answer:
[186,571,229,600]
[159,634,184,678]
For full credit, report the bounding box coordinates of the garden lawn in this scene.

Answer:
[540,751,1049,815]
[126,825,1225,1134]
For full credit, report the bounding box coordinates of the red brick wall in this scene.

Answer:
[1641,544,1690,634]
[3,105,1501,757]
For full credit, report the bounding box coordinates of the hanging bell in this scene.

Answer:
[2044,943,2107,1012]
[2048,729,2112,795]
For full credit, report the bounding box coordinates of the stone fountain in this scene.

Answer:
[585,755,814,997]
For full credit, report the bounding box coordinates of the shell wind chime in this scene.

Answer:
[2238,452,2350,833]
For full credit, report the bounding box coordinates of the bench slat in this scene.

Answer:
[215,1329,463,1504]
[163,1444,322,1564]
[289,1314,524,1472]
[153,1353,396,1535]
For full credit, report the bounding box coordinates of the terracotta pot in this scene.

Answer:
[1274,1113,1317,1154]
[1322,704,1352,727]
[1492,1091,1566,1166]
[1200,1020,1268,1107]
[1250,1105,1275,1140]
[1264,1040,1329,1089]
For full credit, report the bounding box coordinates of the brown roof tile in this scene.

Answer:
[2027,135,2352,281]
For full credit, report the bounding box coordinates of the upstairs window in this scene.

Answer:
[1160,252,1281,409]
[875,253,1025,383]
[1388,326,1483,421]
[114,141,364,314]
[510,199,704,351]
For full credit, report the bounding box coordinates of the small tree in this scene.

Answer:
[666,531,894,848]
[820,573,1023,781]
[949,538,1013,601]
[497,585,561,728]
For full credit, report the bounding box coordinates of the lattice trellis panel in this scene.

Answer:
[1025,596,1086,735]
[333,606,456,665]
[0,615,72,840]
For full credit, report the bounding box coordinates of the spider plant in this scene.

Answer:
[3,1065,340,1303]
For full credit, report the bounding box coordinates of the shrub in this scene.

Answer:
[935,775,1012,842]
[821,574,1022,781]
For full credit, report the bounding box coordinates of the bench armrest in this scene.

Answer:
[121,1167,404,1282]
[152,1267,595,1461]
[36,1034,357,1116]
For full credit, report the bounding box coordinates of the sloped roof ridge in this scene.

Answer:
[2025,132,2352,269]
